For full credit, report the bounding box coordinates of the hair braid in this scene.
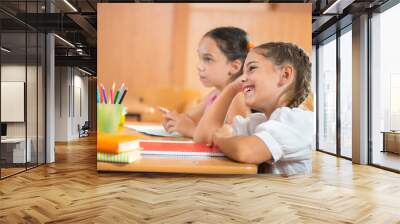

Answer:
[288,47,312,108]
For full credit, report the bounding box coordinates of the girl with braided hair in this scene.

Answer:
[194,42,313,175]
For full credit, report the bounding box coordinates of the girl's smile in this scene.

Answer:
[242,84,255,98]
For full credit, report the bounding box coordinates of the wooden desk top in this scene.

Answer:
[97,156,257,174]
[97,122,258,174]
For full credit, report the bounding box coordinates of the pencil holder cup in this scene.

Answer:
[97,103,126,133]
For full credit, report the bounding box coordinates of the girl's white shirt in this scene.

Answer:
[231,107,314,175]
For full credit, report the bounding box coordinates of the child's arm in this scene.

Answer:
[193,83,241,143]
[225,93,250,124]
[185,92,210,123]
[161,90,213,137]
[212,125,272,164]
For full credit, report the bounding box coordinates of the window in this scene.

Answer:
[390,74,400,130]
[371,2,400,171]
[340,28,352,158]
[317,36,337,154]
[0,1,47,179]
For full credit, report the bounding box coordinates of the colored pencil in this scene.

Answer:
[118,89,127,104]
[114,90,120,104]
[110,82,115,104]
[101,83,107,104]
[116,83,125,104]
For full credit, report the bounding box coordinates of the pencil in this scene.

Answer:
[114,90,120,104]
[101,84,107,104]
[116,83,125,104]
[118,89,127,104]
[110,82,115,104]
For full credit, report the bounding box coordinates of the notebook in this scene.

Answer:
[124,124,182,137]
[97,133,141,154]
[139,140,224,157]
[97,150,141,163]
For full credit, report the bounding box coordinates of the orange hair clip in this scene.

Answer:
[247,42,255,50]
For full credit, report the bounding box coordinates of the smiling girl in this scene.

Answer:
[194,42,314,175]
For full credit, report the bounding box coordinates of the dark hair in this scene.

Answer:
[253,42,312,108]
[204,27,249,79]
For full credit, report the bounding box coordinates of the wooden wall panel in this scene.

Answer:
[98,4,174,111]
[185,3,312,93]
[98,3,312,112]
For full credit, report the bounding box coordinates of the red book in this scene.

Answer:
[139,140,224,157]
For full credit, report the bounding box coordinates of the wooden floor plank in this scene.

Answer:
[0,135,399,223]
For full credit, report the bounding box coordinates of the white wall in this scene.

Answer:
[1,65,34,138]
[55,67,89,141]
[70,72,89,138]
[55,67,70,141]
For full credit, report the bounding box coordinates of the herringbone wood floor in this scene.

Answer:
[1,136,400,224]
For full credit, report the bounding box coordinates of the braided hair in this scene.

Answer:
[253,42,312,108]
[204,27,250,80]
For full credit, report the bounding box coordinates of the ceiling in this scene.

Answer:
[0,0,393,75]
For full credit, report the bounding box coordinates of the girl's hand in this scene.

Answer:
[227,75,244,94]
[210,124,234,146]
[161,107,172,131]
[161,110,173,132]
[163,112,196,137]
[158,106,170,114]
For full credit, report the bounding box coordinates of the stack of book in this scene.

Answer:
[97,133,142,163]
[138,140,224,157]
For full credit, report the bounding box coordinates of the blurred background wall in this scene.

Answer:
[98,3,311,121]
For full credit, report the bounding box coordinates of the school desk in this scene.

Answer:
[97,122,258,174]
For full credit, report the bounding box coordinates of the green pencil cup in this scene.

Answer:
[97,103,125,133]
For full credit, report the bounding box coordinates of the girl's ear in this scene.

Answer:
[277,64,294,87]
[229,59,242,76]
